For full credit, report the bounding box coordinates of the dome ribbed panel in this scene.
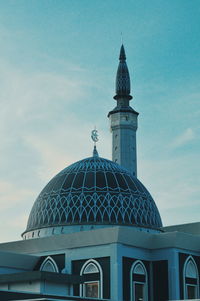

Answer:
[25,157,162,232]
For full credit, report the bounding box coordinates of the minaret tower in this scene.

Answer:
[108,45,139,176]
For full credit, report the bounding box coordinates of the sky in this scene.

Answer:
[0,0,199,242]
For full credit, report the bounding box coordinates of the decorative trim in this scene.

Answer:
[40,256,59,273]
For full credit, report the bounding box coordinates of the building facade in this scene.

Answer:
[0,45,199,301]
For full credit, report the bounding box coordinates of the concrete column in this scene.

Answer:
[168,250,180,300]
[110,244,123,301]
[110,111,138,176]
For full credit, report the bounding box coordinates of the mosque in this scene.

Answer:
[0,45,200,301]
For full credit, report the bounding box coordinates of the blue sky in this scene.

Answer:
[0,0,199,242]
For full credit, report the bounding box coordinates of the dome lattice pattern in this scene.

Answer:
[25,156,162,233]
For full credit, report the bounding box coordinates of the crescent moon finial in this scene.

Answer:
[91,128,99,144]
[91,128,99,157]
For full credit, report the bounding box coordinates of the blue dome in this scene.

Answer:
[24,156,162,235]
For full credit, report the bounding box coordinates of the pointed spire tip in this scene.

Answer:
[119,44,126,61]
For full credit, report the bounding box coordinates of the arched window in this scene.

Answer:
[80,259,103,299]
[40,256,59,273]
[130,260,148,301]
[183,256,199,299]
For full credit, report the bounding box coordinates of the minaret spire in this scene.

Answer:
[108,45,139,176]
[114,44,132,102]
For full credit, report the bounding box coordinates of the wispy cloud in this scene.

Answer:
[169,128,195,149]
[0,178,35,242]
[0,56,94,240]
[0,180,35,210]
[138,152,200,226]
[0,52,112,242]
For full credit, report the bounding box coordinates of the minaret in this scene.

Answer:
[108,45,139,176]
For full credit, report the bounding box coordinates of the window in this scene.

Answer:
[80,259,103,298]
[130,261,148,301]
[134,283,144,301]
[84,281,99,298]
[40,256,59,273]
[186,284,197,299]
[183,256,199,299]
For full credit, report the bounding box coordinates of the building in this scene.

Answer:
[0,45,200,301]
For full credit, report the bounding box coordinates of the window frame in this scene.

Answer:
[186,283,197,299]
[133,281,145,301]
[183,256,199,299]
[83,280,100,298]
[80,259,103,299]
[130,260,148,301]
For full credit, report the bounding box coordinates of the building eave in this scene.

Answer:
[0,226,200,255]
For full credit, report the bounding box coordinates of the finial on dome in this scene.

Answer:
[91,128,99,157]
[91,128,98,144]
[93,145,99,157]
